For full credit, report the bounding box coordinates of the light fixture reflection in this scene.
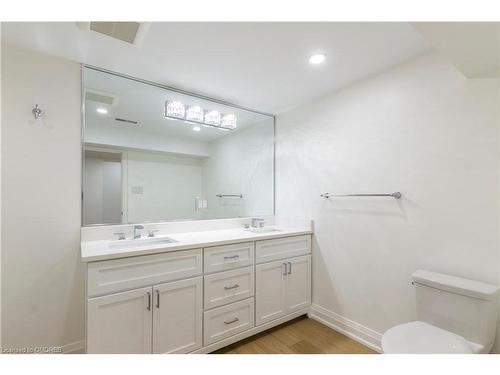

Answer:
[164,100,237,131]
[221,114,237,129]
[165,100,185,119]
[186,105,204,123]
[204,110,221,126]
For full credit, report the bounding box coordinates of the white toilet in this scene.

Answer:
[382,270,499,354]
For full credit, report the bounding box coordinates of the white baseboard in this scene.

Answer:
[62,340,85,354]
[308,304,383,353]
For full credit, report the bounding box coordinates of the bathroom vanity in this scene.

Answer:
[81,222,312,353]
[79,66,307,353]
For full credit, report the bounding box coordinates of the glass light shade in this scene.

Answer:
[221,114,237,129]
[165,100,185,119]
[204,110,221,126]
[186,105,204,123]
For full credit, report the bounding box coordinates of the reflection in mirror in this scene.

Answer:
[82,67,274,226]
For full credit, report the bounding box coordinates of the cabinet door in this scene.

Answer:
[152,277,202,354]
[284,255,311,314]
[87,287,153,354]
[255,260,287,325]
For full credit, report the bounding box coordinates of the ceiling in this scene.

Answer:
[1,22,431,114]
[412,22,499,78]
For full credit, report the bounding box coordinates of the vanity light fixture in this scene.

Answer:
[204,110,221,126]
[96,107,108,114]
[221,114,237,129]
[309,53,326,65]
[165,100,185,119]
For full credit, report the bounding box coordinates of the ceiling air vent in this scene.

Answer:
[77,22,149,46]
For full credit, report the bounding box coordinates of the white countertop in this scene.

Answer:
[81,226,312,262]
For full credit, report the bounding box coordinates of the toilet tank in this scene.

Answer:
[412,270,499,353]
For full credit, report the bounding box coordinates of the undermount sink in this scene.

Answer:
[108,236,178,249]
[244,227,281,233]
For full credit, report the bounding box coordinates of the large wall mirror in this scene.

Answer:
[82,67,275,226]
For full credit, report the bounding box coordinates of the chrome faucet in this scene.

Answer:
[134,224,144,239]
[251,218,265,228]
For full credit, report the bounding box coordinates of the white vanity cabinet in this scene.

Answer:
[87,277,203,354]
[86,249,203,354]
[255,254,311,325]
[85,233,311,353]
[153,277,203,354]
[87,287,153,354]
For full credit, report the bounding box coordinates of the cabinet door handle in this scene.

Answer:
[146,292,151,311]
[288,262,292,275]
[224,284,239,290]
[156,289,160,308]
[224,254,240,260]
[224,317,239,325]
[283,263,287,275]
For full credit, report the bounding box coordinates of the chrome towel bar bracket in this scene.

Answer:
[321,192,402,199]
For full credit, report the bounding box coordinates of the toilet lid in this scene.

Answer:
[382,321,473,354]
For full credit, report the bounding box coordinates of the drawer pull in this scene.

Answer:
[224,283,239,290]
[224,317,239,325]
[223,254,240,260]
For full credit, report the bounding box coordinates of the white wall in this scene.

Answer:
[276,53,500,351]
[1,45,84,351]
[127,150,203,222]
[202,120,274,219]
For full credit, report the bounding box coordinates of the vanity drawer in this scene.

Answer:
[203,298,255,346]
[204,266,254,310]
[256,235,311,264]
[204,242,254,273]
[87,249,202,297]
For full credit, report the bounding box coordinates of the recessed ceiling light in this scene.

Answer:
[193,126,201,132]
[309,53,326,65]
[96,107,108,114]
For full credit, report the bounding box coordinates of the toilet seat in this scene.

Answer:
[381,321,473,354]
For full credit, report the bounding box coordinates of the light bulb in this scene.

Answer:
[165,100,185,119]
[186,105,204,123]
[221,114,237,129]
[204,110,221,126]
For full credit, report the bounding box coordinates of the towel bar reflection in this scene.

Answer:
[216,194,243,198]
[320,192,402,199]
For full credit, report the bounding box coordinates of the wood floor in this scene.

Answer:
[214,316,377,354]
